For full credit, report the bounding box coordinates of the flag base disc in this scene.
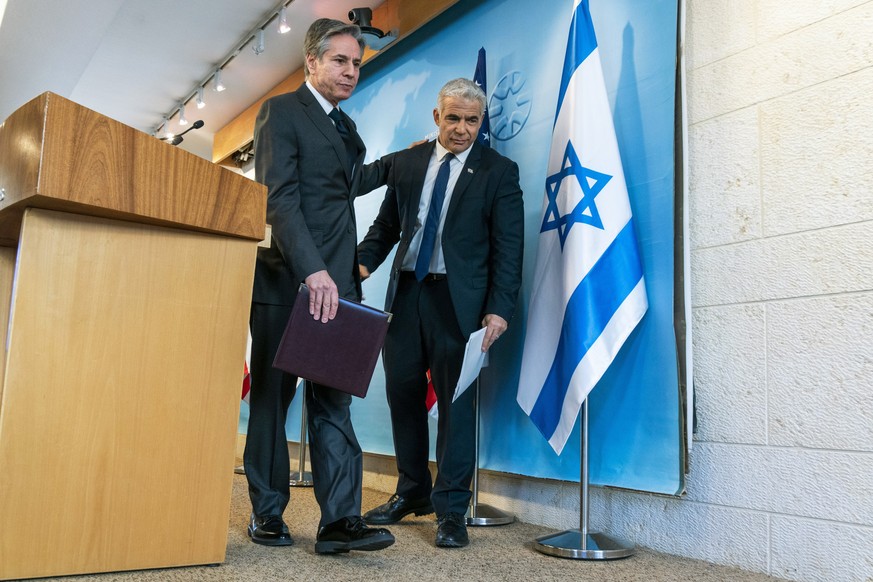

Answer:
[535,530,634,560]
[466,503,514,526]
[289,471,313,487]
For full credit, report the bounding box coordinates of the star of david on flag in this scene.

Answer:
[541,140,611,247]
[516,0,648,454]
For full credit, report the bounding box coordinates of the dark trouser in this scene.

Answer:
[382,274,476,517]
[244,302,363,528]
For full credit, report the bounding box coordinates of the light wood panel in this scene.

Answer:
[0,248,15,405]
[212,0,459,165]
[0,209,255,580]
[0,93,266,246]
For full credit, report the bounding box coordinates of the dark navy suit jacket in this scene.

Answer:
[357,140,524,338]
[253,84,390,305]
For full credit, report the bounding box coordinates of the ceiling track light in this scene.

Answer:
[252,29,265,55]
[213,68,226,92]
[178,103,188,126]
[162,116,173,138]
[156,1,307,137]
[278,6,291,34]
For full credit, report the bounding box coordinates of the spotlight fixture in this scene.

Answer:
[252,29,265,55]
[214,68,226,92]
[348,7,396,50]
[178,102,188,126]
[195,87,206,109]
[277,6,290,34]
[162,116,173,138]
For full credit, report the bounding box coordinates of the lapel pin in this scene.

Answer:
[467,168,474,174]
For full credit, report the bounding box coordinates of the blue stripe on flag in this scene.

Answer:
[528,220,644,440]
[555,0,598,118]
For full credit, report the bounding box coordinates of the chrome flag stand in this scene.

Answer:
[466,379,514,526]
[534,399,634,559]
[289,384,313,487]
[234,384,313,487]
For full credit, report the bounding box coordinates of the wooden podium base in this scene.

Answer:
[0,209,255,580]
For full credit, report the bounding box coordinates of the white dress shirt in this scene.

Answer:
[401,140,472,274]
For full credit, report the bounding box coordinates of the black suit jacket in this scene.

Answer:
[357,140,524,338]
[252,84,390,305]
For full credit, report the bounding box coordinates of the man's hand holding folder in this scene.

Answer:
[304,269,339,323]
[272,284,391,398]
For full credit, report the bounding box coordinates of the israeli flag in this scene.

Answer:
[517,0,648,455]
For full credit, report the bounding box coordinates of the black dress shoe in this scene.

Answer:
[435,512,469,548]
[247,513,294,546]
[363,493,434,525]
[315,516,395,554]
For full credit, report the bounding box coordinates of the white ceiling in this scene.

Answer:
[0,0,385,159]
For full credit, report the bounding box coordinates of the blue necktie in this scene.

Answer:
[328,108,356,175]
[414,153,453,281]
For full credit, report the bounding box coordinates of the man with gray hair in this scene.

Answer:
[246,17,393,554]
[358,77,524,548]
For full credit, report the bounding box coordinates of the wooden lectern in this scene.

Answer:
[0,93,266,580]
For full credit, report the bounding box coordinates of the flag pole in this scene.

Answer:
[533,398,634,559]
[467,378,514,526]
[235,380,313,486]
[289,383,313,487]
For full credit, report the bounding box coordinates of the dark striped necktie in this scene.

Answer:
[414,153,454,281]
[328,107,357,175]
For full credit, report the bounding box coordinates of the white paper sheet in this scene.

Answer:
[452,327,488,402]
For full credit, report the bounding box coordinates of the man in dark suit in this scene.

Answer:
[357,78,524,548]
[244,18,393,555]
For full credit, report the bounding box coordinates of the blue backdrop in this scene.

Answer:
[240,0,683,495]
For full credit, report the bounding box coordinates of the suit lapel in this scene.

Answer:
[345,112,366,186]
[347,114,365,162]
[445,142,482,224]
[298,85,355,185]
[406,142,436,230]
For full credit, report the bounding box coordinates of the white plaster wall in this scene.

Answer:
[357,2,873,581]
[587,1,873,580]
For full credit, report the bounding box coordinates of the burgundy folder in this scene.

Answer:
[272,284,392,398]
